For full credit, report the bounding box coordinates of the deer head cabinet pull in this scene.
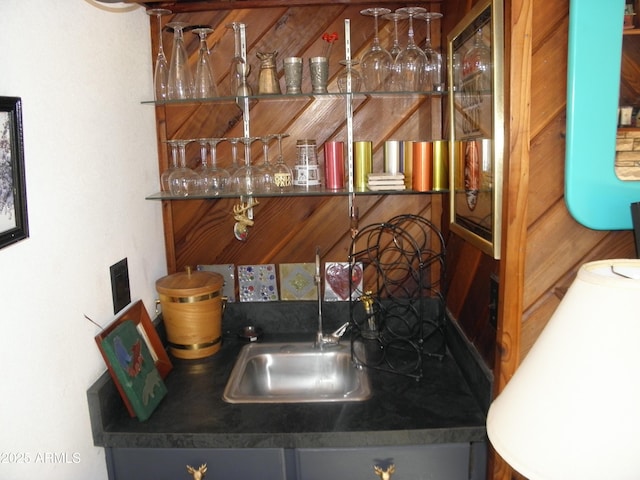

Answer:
[186,463,207,480]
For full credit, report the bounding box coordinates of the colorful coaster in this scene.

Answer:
[324,262,363,301]
[279,263,318,301]
[238,264,279,302]
[197,264,236,302]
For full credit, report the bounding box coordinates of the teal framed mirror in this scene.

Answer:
[565,0,640,230]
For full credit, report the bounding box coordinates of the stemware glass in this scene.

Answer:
[463,26,492,91]
[337,59,363,93]
[257,134,277,193]
[272,133,292,192]
[229,137,262,194]
[146,8,172,101]
[382,11,407,60]
[167,22,194,100]
[393,7,428,92]
[227,22,252,97]
[226,137,241,177]
[415,12,444,92]
[161,140,179,192]
[168,140,199,196]
[192,26,218,99]
[359,7,393,92]
[198,138,229,195]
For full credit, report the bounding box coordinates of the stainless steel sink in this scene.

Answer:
[222,342,371,403]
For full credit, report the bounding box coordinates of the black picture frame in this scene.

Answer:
[0,97,28,250]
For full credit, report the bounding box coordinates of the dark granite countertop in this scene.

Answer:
[88,302,489,450]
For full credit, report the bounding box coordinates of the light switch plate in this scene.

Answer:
[110,258,131,314]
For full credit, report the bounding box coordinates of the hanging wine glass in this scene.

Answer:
[161,140,179,192]
[337,59,363,93]
[198,138,229,195]
[192,26,219,99]
[168,139,199,196]
[393,7,428,92]
[146,8,172,101]
[167,22,194,100]
[463,26,492,91]
[272,133,292,192]
[360,7,393,92]
[229,137,262,194]
[415,12,444,92]
[227,22,252,97]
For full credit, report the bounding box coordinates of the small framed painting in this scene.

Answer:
[0,97,28,250]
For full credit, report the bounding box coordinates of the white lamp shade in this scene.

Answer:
[486,259,640,480]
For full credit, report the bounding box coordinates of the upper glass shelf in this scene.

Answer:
[141,90,447,105]
[146,188,447,200]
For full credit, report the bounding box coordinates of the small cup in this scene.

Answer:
[324,141,345,190]
[309,56,329,94]
[283,57,303,94]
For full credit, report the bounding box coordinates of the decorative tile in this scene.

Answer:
[237,264,279,302]
[279,263,318,301]
[197,264,236,302]
[324,262,363,301]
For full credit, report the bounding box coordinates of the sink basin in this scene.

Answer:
[222,342,371,403]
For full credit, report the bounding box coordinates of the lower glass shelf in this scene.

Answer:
[145,189,447,200]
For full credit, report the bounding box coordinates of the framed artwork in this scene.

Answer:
[95,300,172,419]
[0,97,28,250]
[448,0,504,259]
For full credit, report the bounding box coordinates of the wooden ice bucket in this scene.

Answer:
[156,267,224,359]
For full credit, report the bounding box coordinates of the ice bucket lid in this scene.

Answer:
[156,266,224,297]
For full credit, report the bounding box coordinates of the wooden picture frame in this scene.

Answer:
[0,97,28,250]
[448,0,504,259]
[95,300,172,418]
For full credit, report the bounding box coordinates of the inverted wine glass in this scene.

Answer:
[257,134,277,193]
[229,137,262,195]
[359,7,393,92]
[198,138,229,195]
[463,26,492,91]
[393,7,428,92]
[226,137,241,177]
[337,59,363,93]
[415,12,444,92]
[161,140,179,192]
[382,11,407,60]
[272,133,292,192]
[167,22,194,100]
[192,26,218,99]
[168,139,199,196]
[146,8,172,101]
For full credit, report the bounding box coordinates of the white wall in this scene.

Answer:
[0,1,166,478]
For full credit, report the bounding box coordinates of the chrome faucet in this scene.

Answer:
[314,247,349,348]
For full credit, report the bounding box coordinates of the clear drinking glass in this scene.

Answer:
[167,22,194,100]
[360,7,393,92]
[192,26,218,99]
[415,12,444,92]
[168,139,199,196]
[146,8,172,101]
[382,11,407,60]
[393,7,428,92]
[257,135,277,193]
[463,27,492,91]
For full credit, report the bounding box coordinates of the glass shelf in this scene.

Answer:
[141,90,447,106]
[146,188,447,200]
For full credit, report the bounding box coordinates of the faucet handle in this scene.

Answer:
[331,322,350,339]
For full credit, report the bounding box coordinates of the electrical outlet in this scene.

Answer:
[489,274,499,330]
[110,258,131,314]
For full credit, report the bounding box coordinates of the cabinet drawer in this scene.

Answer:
[296,444,472,480]
[106,447,288,480]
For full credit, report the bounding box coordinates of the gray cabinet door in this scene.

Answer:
[106,447,288,480]
[295,444,471,480]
